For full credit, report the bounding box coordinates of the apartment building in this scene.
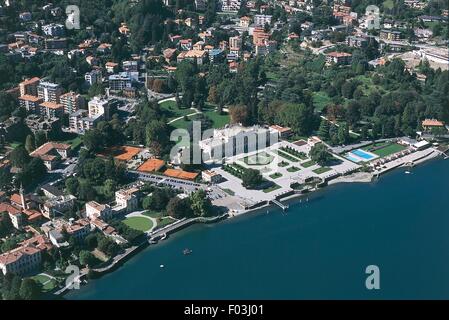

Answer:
[88,96,118,120]
[29,141,71,170]
[60,91,85,114]
[19,77,40,96]
[19,95,43,112]
[84,69,102,86]
[39,101,64,118]
[37,81,63,103]
[254,14,272,27]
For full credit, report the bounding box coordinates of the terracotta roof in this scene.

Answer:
[327,51,352,58]
[19,94,41,102]
[20,77,40,86]
[0,245,41,265]
[422,119,445,127]
[0,202,22,215]
[40,101,63,109]
[30,141,70,158]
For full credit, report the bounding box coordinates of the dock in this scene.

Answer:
[271,199,289,211]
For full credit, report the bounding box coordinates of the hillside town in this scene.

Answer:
[0,0,448,299]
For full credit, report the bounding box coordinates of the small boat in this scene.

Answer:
[405,171,411,174]
[160,264,165,268]
[183,248,192,255]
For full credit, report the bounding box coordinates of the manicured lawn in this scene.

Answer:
[277,150,300,162]
[263,184,281,193]
[301,160,316,168]
[369,143,406,158]
[123,216,153,232]
[278,161,289,167]
[269,172,282,179]
[203,109,230,129]
[159,100,193,121]
[31,274,58,292]
[287,166,300,172]
[313,167,332,174]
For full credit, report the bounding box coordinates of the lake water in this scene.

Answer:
[67,159,449,299]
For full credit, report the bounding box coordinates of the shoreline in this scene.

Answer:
[62,152,444,298]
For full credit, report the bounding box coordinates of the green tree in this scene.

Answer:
[337,123,350,145]
[241,169,263,189]
[9,146,30,168]
[25,135,35,153]
[79,250,96,267]
[19,278,41,300]
[309,143,332,166]
[166,197,193,219]
[318,119,330,141]
[189,189,212,217]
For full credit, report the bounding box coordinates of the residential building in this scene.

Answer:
[85,201,112,220]
[180,39,193,51]
[88,96,118,120]
[29,141,71,170]
[19,77,40,96]
[84,69,102,86]
[229,36,242,51]
[69,109,101,134]
[240,16,251,27]
[114,186,139,213]
[39,101,64,118]
[60,92,85,114]
[325,52,352,65]
[0,203,23,229]
[45,38,67,50]
[177,50,208,65]
[42,23,65,37]
[37,81,63,103]
[422,119,446,132]
[219,0,241,12]
[19,95,43,113]
[195,0,206,10]
[0,245,42,275]
[202,170,223,184]
[109,72,132,91]
[380,30,401,41]
[41,195,76,219]
[254,14,272,27]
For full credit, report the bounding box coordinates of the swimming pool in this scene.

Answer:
[345,149,378,163]
[352,149,377,160]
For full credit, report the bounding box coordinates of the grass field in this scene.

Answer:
[159,100,193,121]
[31,274,58,292]
[313,167,332,174]
[269,172,282,179]
[123,216,153,232]
[154,217,177,230]
[301,160,316,168]
[263,184,281,193]
[287,166,300,172]
[277,150,300,162]
[364,142,406,158]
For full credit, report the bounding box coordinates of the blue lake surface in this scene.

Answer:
[67,159,449,299]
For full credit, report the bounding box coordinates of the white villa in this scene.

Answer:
[199,125,279,162]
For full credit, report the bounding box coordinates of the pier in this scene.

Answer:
[271,199,289,211]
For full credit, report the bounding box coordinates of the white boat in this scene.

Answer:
[160,264,164,268]
[405,171,411,174]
